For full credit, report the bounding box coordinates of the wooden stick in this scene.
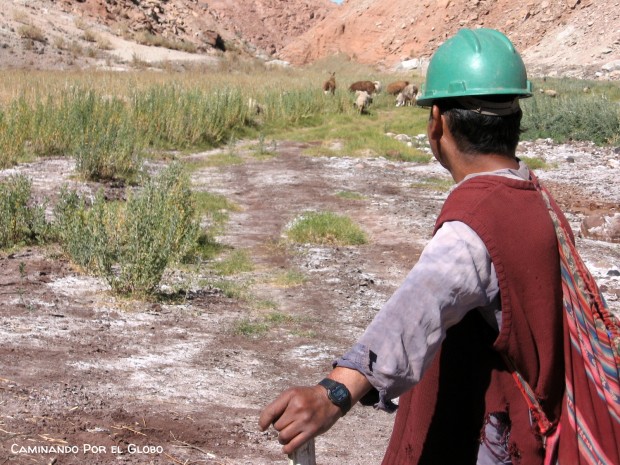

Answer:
[288,438,316,465]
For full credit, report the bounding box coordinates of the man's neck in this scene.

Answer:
[451,153,519,183]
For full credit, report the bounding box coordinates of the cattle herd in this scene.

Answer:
[322,72,419,113]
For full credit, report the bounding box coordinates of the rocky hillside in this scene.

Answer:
[280,0,620,79]
[0,0,336,70]
[1,0,619,80]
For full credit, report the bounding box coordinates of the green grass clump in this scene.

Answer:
[287,211,367,246]
[519,156,551,170]
[53,164,200,296]
[336,190,365,200]
[264,311,294,324]
[410,176,453,192]
[193,190,241,231]
[213,279,249,299]
[213,249,254,276]
[234,318,269,336]
[233,311,296,337]
[0,175,49,249]
[271,270,307,287]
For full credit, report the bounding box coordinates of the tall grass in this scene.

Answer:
[72,91,143,181]
[0,70,618,160]
[0,68,367,172]
[522,78,620,145]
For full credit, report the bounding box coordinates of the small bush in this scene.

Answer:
[287,211,367,246]
[52,187,111,272]
[82,30,97,43]
[96,36,113,51]
[134,31,197,53]
[54,164,201,296]
[193,190,240,231]
[18,24,46,43]
[0,175,49,249]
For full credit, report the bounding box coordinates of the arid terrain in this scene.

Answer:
[1,0,619,79]
[1,1,620,464]
[1,136,619,465]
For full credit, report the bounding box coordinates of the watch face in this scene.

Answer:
[329,385,349,404]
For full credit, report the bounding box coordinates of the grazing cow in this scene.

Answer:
[349,80,378,95]
[387,80,409,95]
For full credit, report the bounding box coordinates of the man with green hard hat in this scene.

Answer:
[259,28,568,465]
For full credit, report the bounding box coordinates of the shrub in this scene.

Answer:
[54,164,201,296]
[18,24,46,43]
[52,187,111,272]
[0,175,49,249]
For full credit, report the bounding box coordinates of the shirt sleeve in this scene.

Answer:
[334,221,500,411]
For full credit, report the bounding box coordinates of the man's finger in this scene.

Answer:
[258,389,295,431]
[281,427,313,455]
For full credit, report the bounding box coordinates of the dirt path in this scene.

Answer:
[1,139,619,464]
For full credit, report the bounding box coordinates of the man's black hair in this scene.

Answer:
[434,97,524,156]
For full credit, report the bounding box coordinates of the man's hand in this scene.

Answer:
[258,368,372,455]
[258,385,342,455]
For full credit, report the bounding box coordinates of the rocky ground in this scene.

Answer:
[0,133,618,465]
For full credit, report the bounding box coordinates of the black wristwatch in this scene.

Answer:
[318,378,352,415]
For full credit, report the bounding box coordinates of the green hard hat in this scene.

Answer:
[416,28,533,107]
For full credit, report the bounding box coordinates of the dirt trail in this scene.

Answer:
[0,138,619,464]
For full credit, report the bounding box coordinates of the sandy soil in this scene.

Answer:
[0,136,619,465]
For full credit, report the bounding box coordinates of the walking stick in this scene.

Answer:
[288,438,316,465]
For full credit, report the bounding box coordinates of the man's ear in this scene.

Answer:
[428,105,443,141]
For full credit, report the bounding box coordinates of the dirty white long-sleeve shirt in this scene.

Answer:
[335,220,501,410]
[335,163,530,411]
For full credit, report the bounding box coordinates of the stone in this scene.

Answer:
[395,58,420,70]
[581,213,620,243]
[602,60,620,72]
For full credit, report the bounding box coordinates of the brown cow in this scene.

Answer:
[348,80,379,94]
[386,80,410,95]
